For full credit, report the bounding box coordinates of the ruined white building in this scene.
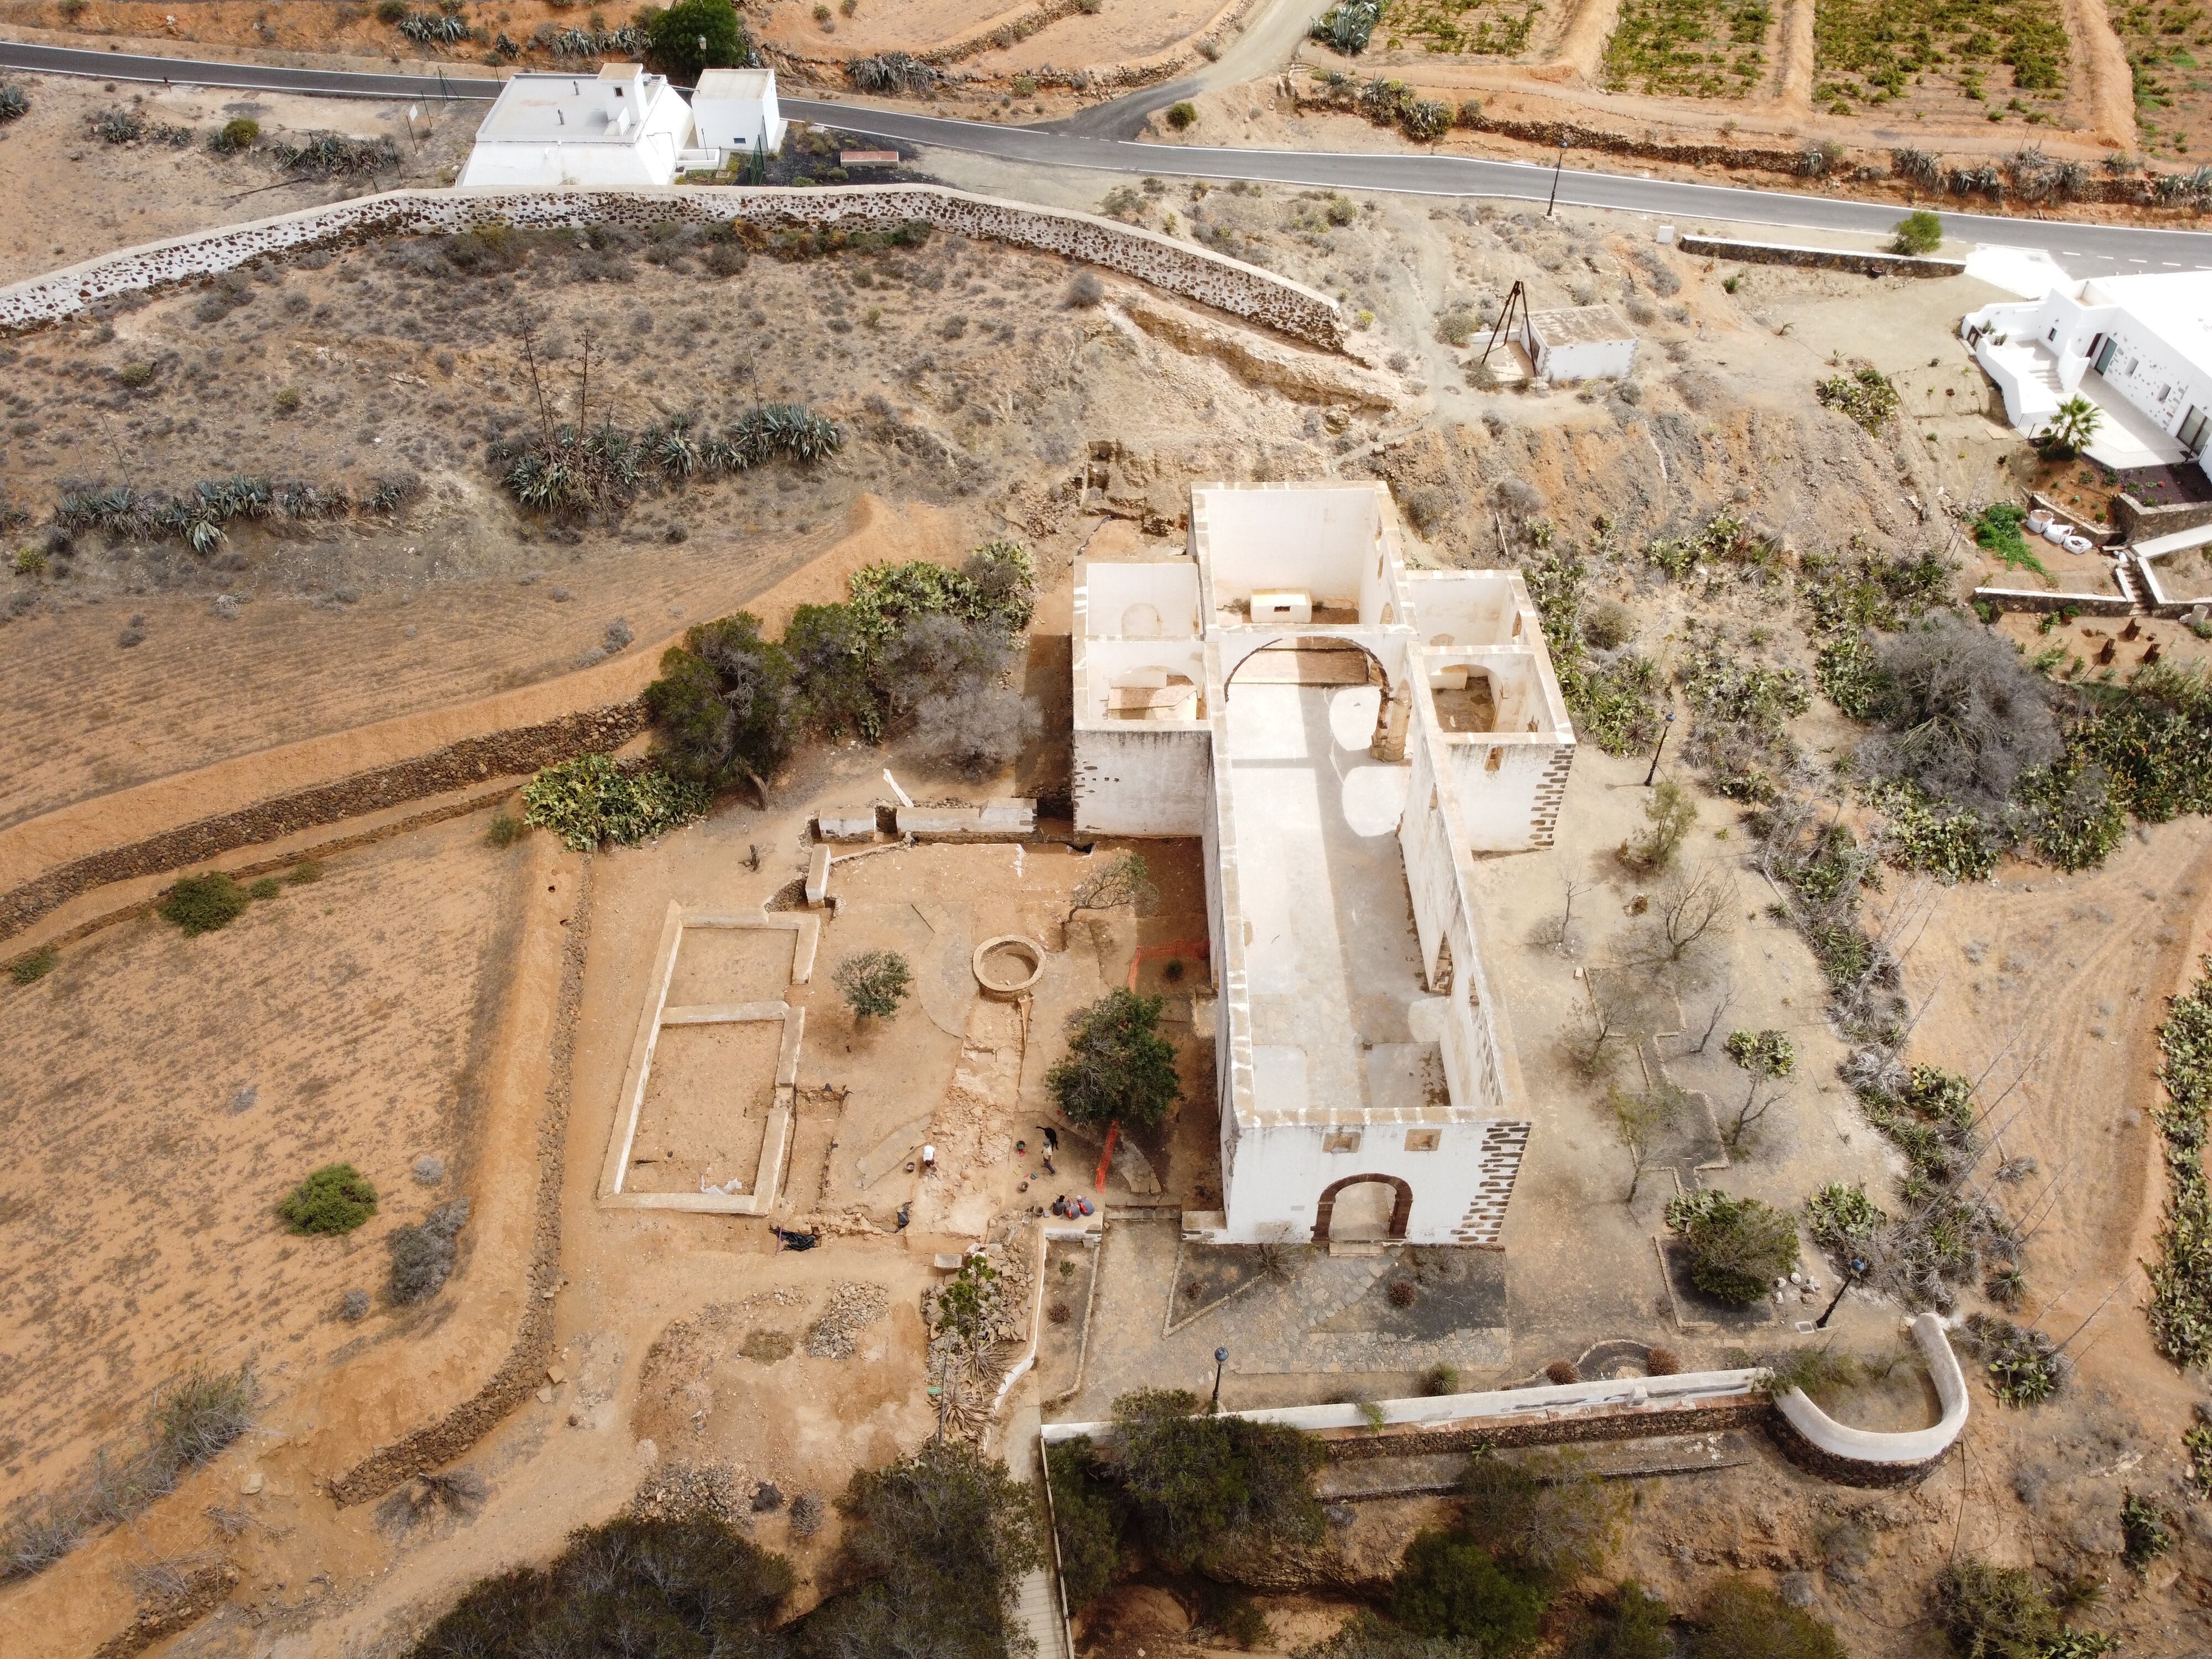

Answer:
[1072,482,1574,1248]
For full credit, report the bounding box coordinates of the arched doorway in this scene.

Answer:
[1314,1172,1413,1241]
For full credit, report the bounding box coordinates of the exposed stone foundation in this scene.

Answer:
[1677,237,1965,279]
[0,183,1345,350]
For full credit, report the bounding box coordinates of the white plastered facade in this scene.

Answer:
[1072,482,1574,1246]
[690,68,788,157]
[458,65,702,189]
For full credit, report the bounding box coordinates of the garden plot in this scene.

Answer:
[2109,3,2212,160]
[1602,0,1781,99]
[1378,0,1558,58]
[1812,0,2072,124]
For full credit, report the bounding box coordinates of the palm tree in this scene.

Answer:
[2044,394,2102,458]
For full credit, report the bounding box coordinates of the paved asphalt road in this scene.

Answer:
[8,35,2212,276]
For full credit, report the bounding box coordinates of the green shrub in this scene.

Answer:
[247,876,283,901]
[377,0,408,18]
[1665,1189,1800,1303]
[1971,503,2049,580]
[158,872,251,937]
[2148,961,2212,1368]
[1389,1531,1548,1656]
[1047,990,1182,1131]
[287,858,324,884]
[9,944,58,985]
[1815,367,1901,432]
[1572,1581,1672,1659]
[2120,1491,2173,1571]
[1805,1181,1886,1259]
[1891,209,1944,255]
[1044,1438,1122,1610]
[807,1440,1043,1659]
[644,614,796,797]
[1455,1448,1626,1582]
[834,949,911,1020]
[1689,1577,1845,1659]
[1932,1559,2077,1659]
[1962,1312,2065,1405]
[645,0,750,79]
[280,1164,379,1235]
[390,1199,469,1303]
[1625,778,1696,870]
[0,84,28,123]
[1108,1388,1326,1569]
[1167,101,1198,129]
[485,812,524,848]
[212,116,260,152]
[521,754,708,851]
[408,1515,792,1658]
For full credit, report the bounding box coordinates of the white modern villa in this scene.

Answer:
[1965,269,2212,471]
[458,63,744,187]
[1072,482,1574,1249]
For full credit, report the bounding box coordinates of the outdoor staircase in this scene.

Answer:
[1013,1567,1072,1659]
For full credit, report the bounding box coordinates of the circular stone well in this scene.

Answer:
[973,936,1045,998]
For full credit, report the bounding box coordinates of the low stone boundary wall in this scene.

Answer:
[0,182,1345,349]
[1677,237,1965,279]
[0,701,646,945]
[1971,585,2135,615]
[1770,1313,1968,1487]
[2115,491,2212,544]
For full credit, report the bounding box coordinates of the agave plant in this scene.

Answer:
[651,416,701,480]
[0,84,29,124]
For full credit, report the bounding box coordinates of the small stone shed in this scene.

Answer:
[1517,305,1637,382]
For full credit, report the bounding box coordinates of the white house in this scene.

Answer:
[1516,305,1637,382]
[458,64,711,189]
[1965,270,2212,470]
[1072,482,1574,1248]
[690,67,786,158]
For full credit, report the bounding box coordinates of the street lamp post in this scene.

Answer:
[1814,1258,1866,1329]
[1545,138,1569,217]
[1211,1347,1229,1411]
[1642,709,1677,787]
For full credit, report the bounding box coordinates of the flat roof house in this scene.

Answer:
[1072,482,1575,1248]
[458,64,702,189]
[1966,270,2212,470]
[691,67,787,157]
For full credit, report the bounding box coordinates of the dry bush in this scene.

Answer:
[1859,613,2060,818]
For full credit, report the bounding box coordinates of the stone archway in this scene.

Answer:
[1314,1172,1413,1241]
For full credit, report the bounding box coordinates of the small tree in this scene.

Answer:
[1389,1531,1549,1656]
[1457,1448,1627,1584]
[1721,1028,1796,1151]
[645,0,750,80]
[1607,1079,1685,1203]
[1665,1189,1800,1304]
[1044,1438,1123,1610]
[1574,1581,1673,1659]
[1620,865,1736,984]
[1109,1389,1325,1569]
[1166,101,1198,129]
[2043,394,2102,459]
[1047,990,1181,1131]
[280,1164,378,1235]
[1624,778,1696,872]
[834,949,912,1020]
[1068,848,1157,922]
[1689,1577,1846,1659]
[1890,210,1943,256]
[643,612,795,805]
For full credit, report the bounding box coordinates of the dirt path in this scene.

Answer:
[2068,0,2140,152]
[1775,0,1815,118]
[1545,0,1624,85]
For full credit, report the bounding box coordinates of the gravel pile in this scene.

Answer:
[805,1282,889,1359]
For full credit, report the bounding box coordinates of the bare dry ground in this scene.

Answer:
[0,811,529,1514]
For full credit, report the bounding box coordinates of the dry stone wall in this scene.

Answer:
[1677,236,1963,280]
[0,702,646,944]
[0,182,1345,349]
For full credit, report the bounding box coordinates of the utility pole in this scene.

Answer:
[1546,137,1569,217]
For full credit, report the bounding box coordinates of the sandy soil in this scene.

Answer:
[0,811,530,1514]
[0,73,471,285]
